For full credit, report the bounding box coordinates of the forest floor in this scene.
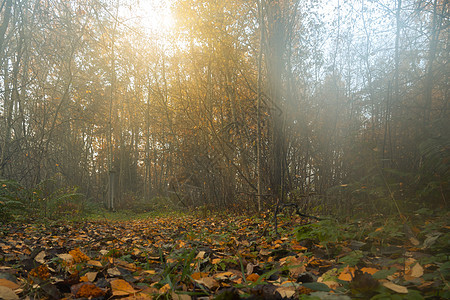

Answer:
[0,209,448,299]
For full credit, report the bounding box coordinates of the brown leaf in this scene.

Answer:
[382,281,408,293]
[195,277,219,289]
[110,279,137,296]
[87,260,103,268]
[410,263,424,278]
[107,267,121,276]
[0,279,19,290]
[85,271,98,282]
[57,253,73,263]
[0,286,19,300]
[280,255,306,278]
[275,286,296,298]
[34,251,46,264]
[71,282,106,298]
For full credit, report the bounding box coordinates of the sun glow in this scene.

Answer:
[133,0,175,35]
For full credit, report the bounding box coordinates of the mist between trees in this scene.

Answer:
[0,0,448,217]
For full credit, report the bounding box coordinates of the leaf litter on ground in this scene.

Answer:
[0,211,448,299]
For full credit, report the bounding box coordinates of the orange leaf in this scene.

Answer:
[191,272,209,280]
[0,279,19,290]
[69,248,90,263]
[246,273,260,282]
[360,267,378,275]
[338,266,355,281]
[29,265,51,281]
[211,258,221,264]
[72,282,106,298]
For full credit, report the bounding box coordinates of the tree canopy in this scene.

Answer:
[0,0,448,215]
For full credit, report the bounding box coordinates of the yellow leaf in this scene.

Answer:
[211,258,221,264]
[196,251,206,259]
[159,283,170,293]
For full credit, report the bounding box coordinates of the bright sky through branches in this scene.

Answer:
[132,0,175,34]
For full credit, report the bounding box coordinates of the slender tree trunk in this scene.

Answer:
[423,0,442,128]
[256,0,265,211]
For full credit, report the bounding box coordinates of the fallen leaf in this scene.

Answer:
[71,282,106,298]
[110,279,137,296]
[196,251,206,259]
[338,266,355,282]
[159,283,170,293]
[211,258,221,264]
[57,253,73,263]
[87,260,103,268]
[191,272,208,280]
[320,281,339,289]
[172,291,192,300]
[34,251,46,264]
[69,248,90,263]
[281,255,307,278]
[410,262,424,278]
[122,293,154,299]
[259,249,271,256]
[85,272,98,282]
[0,286,19,300]
[246,273,260,282]
[195,277,219,289]
[246,263,254,275]
[0,279,19,290]
[358,267,376,275]
[107,267,121,276]
[276,286,296,298]
[29,264,51,281]
[214,271,235,280]
[382,281,408,293]
[409,237,420,246]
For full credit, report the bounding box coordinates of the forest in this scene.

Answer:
[0,0,448,299]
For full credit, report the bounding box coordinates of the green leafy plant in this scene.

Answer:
[0,179,26,222]
[296,219,353,246]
